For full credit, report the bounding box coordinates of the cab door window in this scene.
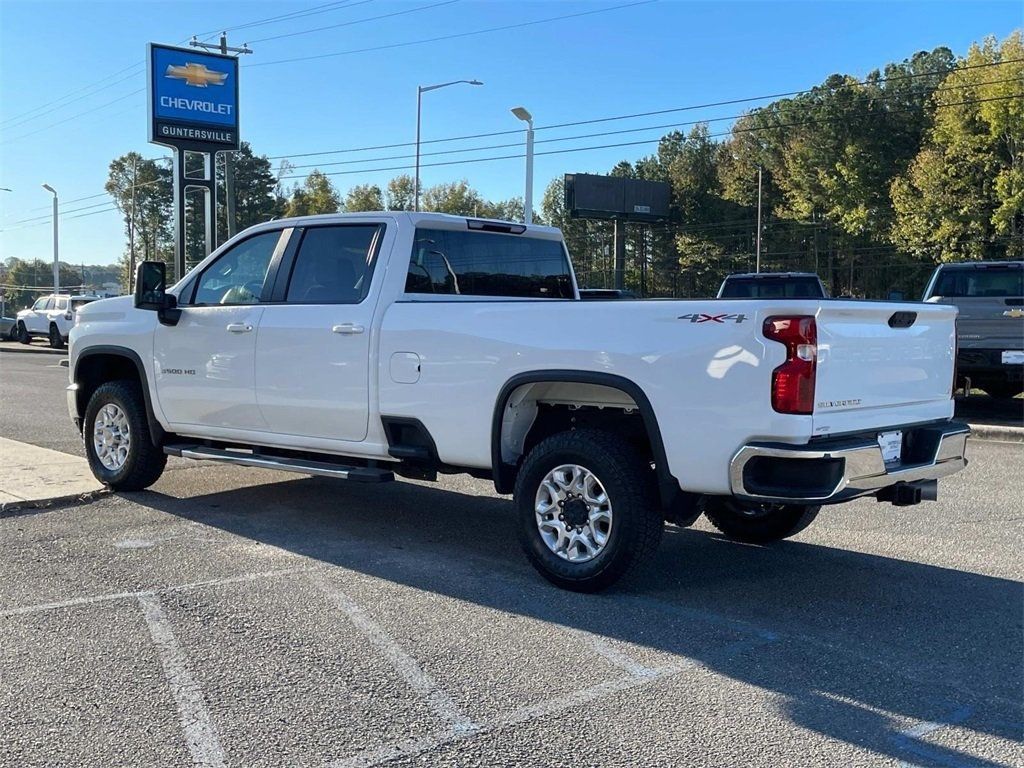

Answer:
[32,298,47,311]
[191,231,282,306]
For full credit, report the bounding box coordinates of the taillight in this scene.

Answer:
[764,315,817,414]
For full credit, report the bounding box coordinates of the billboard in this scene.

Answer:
[148,43,239,151]
[564,173,671,222]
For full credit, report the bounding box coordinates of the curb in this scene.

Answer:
[967,422,1024,443]
[0,488,110,516]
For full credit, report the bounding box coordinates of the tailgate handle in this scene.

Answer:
[888,311,917,329]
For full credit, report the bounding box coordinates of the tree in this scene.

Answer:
[5,259,82,310]
[342,183,385,212]
[386,175,417,211]
[105,152,173,288]
[891,33,1024,261]
[217,142,285,236]
[421,179,486,215]
[284,170,340,217]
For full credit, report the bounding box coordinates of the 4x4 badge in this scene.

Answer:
[677,313,747,324]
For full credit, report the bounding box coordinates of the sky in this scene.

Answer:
[0,0,1020,266]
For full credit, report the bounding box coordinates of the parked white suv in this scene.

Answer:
[67,213,969,590]
[17,294,99,349]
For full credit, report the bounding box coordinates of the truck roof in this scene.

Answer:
[260,211,563,239]
[722,272,822,280]
[934,260,1023,269]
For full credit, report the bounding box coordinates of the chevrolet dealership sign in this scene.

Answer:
[148,43,240,151]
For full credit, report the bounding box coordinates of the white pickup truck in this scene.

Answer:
[68,212,969,591]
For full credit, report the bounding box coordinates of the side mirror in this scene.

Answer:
[134,261,181,325]
[135,261,167,310]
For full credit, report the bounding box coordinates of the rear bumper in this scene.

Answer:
[957,348,1023,380]
[729,421,969,504]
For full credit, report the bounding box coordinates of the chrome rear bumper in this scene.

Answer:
[729,421,970,504]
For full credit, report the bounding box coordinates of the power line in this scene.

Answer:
[248,0,459,44]
[278,75,1024,172]
[275,92,1023,181]
[192,0,373,39]
[267,56,1022,162]
[249,0,659,67]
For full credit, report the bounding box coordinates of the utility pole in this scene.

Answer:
[188,33,252,255]
[755,166,763,273]
[129,155,137,287]
[613,219,626,290]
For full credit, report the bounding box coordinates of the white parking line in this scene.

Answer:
[333,633,778,768]
[311,575,478,737]
[137,592,226,768]
[0,566,308,617]
[576,631,659,678]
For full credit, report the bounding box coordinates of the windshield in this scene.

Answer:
[931,265,1023,298]
[720,277,824,299]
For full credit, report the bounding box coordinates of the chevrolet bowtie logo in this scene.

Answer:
[165,62,228,87]
[1003,308,1024,319]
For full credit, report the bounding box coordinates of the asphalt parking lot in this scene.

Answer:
[1,344,1022,767]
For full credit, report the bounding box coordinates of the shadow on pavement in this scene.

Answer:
[133,476,1023,767]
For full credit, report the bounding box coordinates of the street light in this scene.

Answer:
[415,79,483,212]
[41,184,59,295]
[511,106,534,225]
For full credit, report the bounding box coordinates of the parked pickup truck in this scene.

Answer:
[68,213,969,591]
[922,260,1023,399]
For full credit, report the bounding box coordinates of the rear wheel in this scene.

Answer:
[83,380,166,491]
[514,429,662,592]
[17,322,30,344]
[703,497,820,544]
[48,323,65,349]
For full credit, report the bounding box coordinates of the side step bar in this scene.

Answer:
[164,444,394,483]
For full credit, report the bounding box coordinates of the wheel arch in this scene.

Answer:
[73,346,166,446]
[491,370,680,508]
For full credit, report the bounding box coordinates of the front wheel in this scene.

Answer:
[83,380,166,491]
[702,497,820,543]
[514,429,663,592]
[17,322,30,344]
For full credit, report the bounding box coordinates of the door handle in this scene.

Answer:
[226,323,253,334]
[332,323,365,335]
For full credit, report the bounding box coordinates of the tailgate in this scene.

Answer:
[813,302,956,431]
[943,296,1024,349]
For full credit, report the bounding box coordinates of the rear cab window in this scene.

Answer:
[930,265,1023,298]
[720,278,824,299]
[405,227,574,299]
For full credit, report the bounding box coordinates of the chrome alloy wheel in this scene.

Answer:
[93,403,131,471]
[534,464,613,563]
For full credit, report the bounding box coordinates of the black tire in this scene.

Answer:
[980,380,1022,400]
[83,380,167,491]
[514,429,663,592]
[17,322,30,344]
[703,497,820,544]
[6,324,17,341]
[48,323,65,349]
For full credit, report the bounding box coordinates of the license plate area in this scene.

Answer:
[877,430,903,468]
